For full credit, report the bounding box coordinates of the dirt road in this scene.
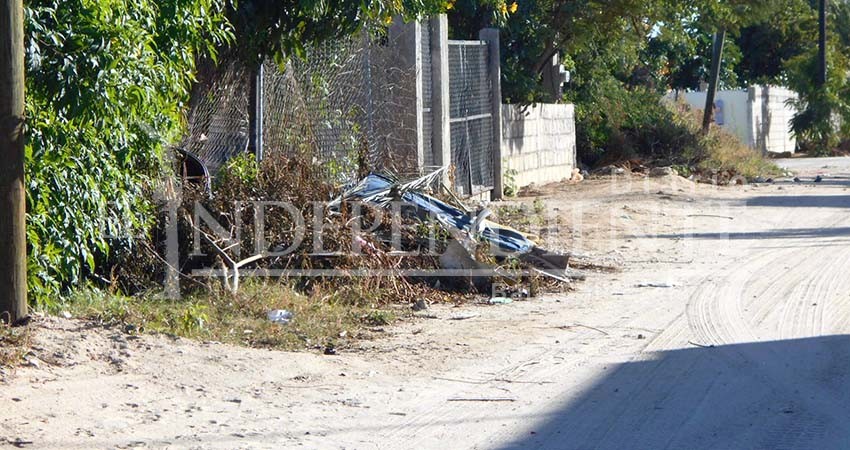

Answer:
[3,159,850,449]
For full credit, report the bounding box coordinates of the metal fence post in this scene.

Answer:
[249,63,264,162]
[363,28,375,150]
[479,28,503,200]
[413,20,425,173]
[430,15,451,185]
[702,30,726,133]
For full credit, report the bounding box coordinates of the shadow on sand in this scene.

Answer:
[636,226,850,241]
[746,194,850,208]
[496,336,850,450]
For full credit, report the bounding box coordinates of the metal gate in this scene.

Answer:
[448,40,495,197]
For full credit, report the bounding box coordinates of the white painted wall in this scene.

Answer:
[676,86,798,154]
[682,90,753,145]
[501,103,577,188]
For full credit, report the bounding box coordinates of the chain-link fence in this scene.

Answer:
[182,60,253,175]
[181,19,501,198]
[182,30,420,182]
[420,21,435,170]
[448,41,495,196]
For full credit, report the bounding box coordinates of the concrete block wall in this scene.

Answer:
[501,103,577,188]
[751,86,797,154]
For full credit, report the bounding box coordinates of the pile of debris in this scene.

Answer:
[172,156,572,301]
[330,169,572,290]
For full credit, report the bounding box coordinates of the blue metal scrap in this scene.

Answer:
[332,173,534,255]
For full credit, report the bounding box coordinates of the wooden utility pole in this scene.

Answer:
[817,0,828,87]
[702,30,726,133]
[0,0,28,323]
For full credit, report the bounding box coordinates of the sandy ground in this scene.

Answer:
[3,158,850,449]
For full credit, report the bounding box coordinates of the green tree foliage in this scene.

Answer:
[449,0,767,162]
[652,0,849,152]
[451,0,665,103]
[733,0,816,84]
[449,0,847,159]
[24,0,232,306]
[450,0,784,103]
[835,0,850,49]
[732,0,850,153]
[790,0,850,152]
[785,42,850,153]
[643,19,742,91]
[231,0,453,60]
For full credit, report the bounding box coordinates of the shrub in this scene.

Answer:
[785,48,850,155]
[24,0,232,307]
[573,84,703,167]
[781,1,850,156]
[573,83,778,179]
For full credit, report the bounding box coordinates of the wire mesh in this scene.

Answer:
[182,30,420,183]
[182,25,496,195]
[448,41,495,196]
[420,21,434,169]
[467,117,494,193]
[182,60,252,175]
[262,37,368,180]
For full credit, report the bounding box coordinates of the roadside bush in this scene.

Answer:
[782,3,850,156]
[573,83,778,179]
[574,84,702,166]
[24,0,232,307]
[785,49,850,155]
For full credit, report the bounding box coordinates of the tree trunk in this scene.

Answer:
[702,30,726,133]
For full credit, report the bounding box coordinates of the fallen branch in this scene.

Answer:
[687,214,734,220]
[433,375,552,386]
[493,378,554,385]
[568,260,620,272]
[195,226,270,294]
[572,324,609,335]
[433,376,489,384]
[550,323,610,335]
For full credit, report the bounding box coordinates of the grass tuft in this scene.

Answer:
[0,322,31,369]
[674,102,782,180]
[696,127,783,180]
